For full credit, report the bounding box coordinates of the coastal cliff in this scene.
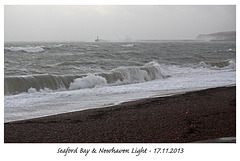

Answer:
[196,31,236,41]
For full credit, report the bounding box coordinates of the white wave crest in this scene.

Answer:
[198,60,236,70]
[69,74,107,90]
[121,44,136,47]
[110,61,170,85]
[53,44,64,47]
[5,46,45,53]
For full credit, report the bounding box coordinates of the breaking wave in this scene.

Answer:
[69,74,107,90]
[4,61,170,95]
[5,59,236,95]
[198,60,236,70]
[5,46,45,53]
[4,74,78,95]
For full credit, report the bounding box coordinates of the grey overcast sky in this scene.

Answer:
[4,5,236,42]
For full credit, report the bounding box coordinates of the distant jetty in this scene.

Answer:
[196,31,236,41]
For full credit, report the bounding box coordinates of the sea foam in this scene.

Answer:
[5,46,45,53]
[69,74,107,90]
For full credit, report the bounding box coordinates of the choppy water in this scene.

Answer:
[4,41,236,122]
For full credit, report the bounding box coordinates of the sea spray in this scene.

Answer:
[69,74,107,90]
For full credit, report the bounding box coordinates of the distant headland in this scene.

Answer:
[196,31,236,41]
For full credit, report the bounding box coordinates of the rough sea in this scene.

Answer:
[4,41,236,122]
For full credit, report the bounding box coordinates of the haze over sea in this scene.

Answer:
[4,40,236,122]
